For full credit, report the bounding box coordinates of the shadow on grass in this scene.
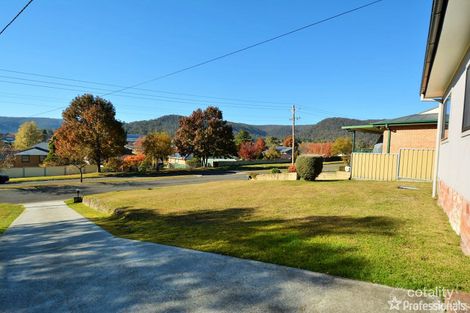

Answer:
[90,207,400,280]
[0,205,401,312]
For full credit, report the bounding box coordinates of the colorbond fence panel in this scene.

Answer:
[351,149,435,182]
[0,165,97,178]
[351,153,398,181]
[398,149,435,181]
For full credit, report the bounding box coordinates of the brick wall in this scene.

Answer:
[13,155,44,167]
[382,125,436,154]
[438,180,470,256]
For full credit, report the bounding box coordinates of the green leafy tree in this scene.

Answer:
[234,130,252,146]
[13,121,43,150]
[332,137,352,156]
[174,106,236,167]
[263,146,281,160]
[142,132,173,170]
[265,136,280,148]
[54,94,126,173]
[42,135,64,166]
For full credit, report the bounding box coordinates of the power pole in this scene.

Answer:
[290,104,296,165]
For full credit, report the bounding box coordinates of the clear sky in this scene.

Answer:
[0,0,433,125]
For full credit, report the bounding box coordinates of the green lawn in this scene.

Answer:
[68,180,470,292]
[0,204,24,234]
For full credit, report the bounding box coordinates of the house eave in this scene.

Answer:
[420,0,470,100]
[420,0,448,99]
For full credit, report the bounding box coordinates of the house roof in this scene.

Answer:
[371,113,438,126]
[275,146,292,153]
[32,142,49,151]
[15,147,49,156]
[420,0,470,99]
[342,111,438,133]
[15,142,49,156]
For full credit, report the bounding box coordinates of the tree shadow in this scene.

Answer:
[94,207,399,280]
[0,203,416,313]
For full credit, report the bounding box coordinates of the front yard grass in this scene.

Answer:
[68,180,470,292]
[0,204,24,234]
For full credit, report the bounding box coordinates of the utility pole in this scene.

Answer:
[290,104,296,165]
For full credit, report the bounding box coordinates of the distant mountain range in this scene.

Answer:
[123,115,380,145]
[0,115,380,145]
[0,116,62,133]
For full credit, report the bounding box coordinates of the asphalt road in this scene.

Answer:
[0,201,442,313]
[0,172,248,204]
[0,163,342,204]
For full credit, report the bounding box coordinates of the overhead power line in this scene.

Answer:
[0,68,291,105]
[0,0,35,37]
[100,0,385,97]
[0,74,287,108]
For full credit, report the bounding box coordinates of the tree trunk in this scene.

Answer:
[79,167,83,183]
[96,158,101,173]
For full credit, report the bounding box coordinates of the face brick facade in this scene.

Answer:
[382,125,437,154]
[438,181,470,255]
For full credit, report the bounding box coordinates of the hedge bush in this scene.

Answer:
[271,168,281,174]
[295,156,323,181]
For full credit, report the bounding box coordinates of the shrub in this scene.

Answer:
[122,154,145,172]
[186,157,201,168]
[295,156,323,181]
[271,168,281,174]
[138,159,152,173]
[103,157,124,172]
[287,164,296,173]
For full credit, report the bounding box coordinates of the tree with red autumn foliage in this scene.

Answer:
[54,94,126,176]
[254,137,266,153]
[122,154,146,172]
[174,106,235,167]
[299,142,333,157]
[238,138,266,160]
[238,142,259,160]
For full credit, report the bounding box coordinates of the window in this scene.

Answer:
[39,155,46,162]
[463,66,470,132]
[442,94,451,140]
[21,155,30,163]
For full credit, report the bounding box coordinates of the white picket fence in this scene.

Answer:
[0,165,97,178]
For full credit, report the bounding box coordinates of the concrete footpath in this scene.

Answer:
[0,201,443,313]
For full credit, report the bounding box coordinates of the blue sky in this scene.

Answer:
[0,0,433,125]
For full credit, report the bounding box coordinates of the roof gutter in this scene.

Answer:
[420,0,448,99]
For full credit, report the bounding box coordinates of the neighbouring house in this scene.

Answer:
[167,153,193,169]
[1,133,15,145]
[13,142,49,167]
[343,109,438,182]
[342,108,438,153]
[420,0,470,255]
[275,146,293,159]
[167,153,238,168]
[125,134,141,153]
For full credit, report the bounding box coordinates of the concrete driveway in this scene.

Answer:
[0,201,442,313]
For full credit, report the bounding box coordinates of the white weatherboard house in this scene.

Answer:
[420,0,470,255]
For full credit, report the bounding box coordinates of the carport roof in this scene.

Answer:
[342,112,438,133]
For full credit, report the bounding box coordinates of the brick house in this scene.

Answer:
[420,0,470,255]
[342,108,438,154]
[14,142,49,167]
